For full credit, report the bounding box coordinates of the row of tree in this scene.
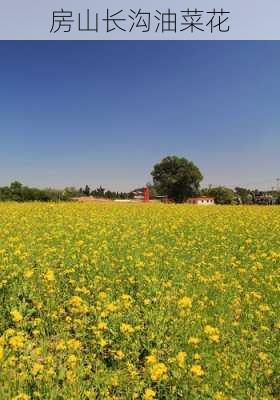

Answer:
[1,156,279,204]
[0,182,69,202]
[0,182,132,202]
[201,186,280,205]
[67,185,131,200]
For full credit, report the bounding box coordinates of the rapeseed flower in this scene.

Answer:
[10,309,23,323]
[177,351,187,368]
[190,364,204,377]
[178,296,192,308]
[144,388,156,400]
[150,363,168,381]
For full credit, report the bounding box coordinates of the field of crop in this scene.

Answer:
[0,203,279,400]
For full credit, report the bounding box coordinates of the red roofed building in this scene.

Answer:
[186,196,215,205]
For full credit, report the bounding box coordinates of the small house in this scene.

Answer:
[186,196,215,205]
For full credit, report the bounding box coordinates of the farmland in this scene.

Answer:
[0,203,279,400]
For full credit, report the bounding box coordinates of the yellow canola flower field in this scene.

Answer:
[0,202,279,400]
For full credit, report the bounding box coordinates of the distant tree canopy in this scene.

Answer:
[1,176,279,204]
[151,156,203,203]
[84,185,91,197]
[202,186,236,205]
[235,187,253,204]
[0,182,71,202]
[91,185,129,200]
[0,182,131,202]
[80,185,129,200]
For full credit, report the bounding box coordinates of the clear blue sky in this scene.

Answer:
[1,41,279,191]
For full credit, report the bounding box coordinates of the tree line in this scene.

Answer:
[0,181,69,202]
[1,156,279,204]
[0,182,132,202]
[70,185,131,200]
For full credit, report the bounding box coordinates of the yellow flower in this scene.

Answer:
[24,269,33,278]
[190,364,204,377]
[114,350,124,360]
[44,269,55,282]
[97,321,107,331]
[144,388,156,400]
[66,370,76,382]
[120,323,135,335]
[258,352,269,362]
[111,375,119,387]
[12,394,30,400]
[67,354,77,365]
[188,337,200,346]
[145,354,157,365]
[150,363,168,381]
[67,338,82,351]
[177,351,187,368]
[56,339,66,351]
[204,325,219,336]
[121,294,133,302]
[259,304,270,312]
[68,296,89,314]
[9,333,25,350]
[98,291,108,300]
[106,302,118,313]
[99,338,107,348]
[209,334,220,343]
[10,309,23,323]
[32,362,44,375]
[178,296,192,308]
[214,392,229,400]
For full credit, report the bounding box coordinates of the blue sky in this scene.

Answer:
[0,41,279,191]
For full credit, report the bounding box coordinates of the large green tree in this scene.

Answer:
[235,187,253,204]
[151,156,203,203]
[204,186,236,205]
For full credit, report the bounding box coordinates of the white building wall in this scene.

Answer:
[196,199,215,205]
[187,198,215,205]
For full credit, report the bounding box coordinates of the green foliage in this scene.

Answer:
[203,186,236,205]
[0,182,69,202]
[90,186,129,200]
[235,187,253,204]
[151,156,203,203]
[84,185,91,197]
[0,183,131,202]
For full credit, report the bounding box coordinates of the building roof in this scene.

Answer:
[189,196,215,200]
[130,187,145,195]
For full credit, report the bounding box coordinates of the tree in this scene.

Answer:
[151,156,203,203]
[235,187,253,204]
[83,185,91,196]
[96,186,105,198]
[63,187,79,199]
[206,186,235,205]
[10,181,23,201]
